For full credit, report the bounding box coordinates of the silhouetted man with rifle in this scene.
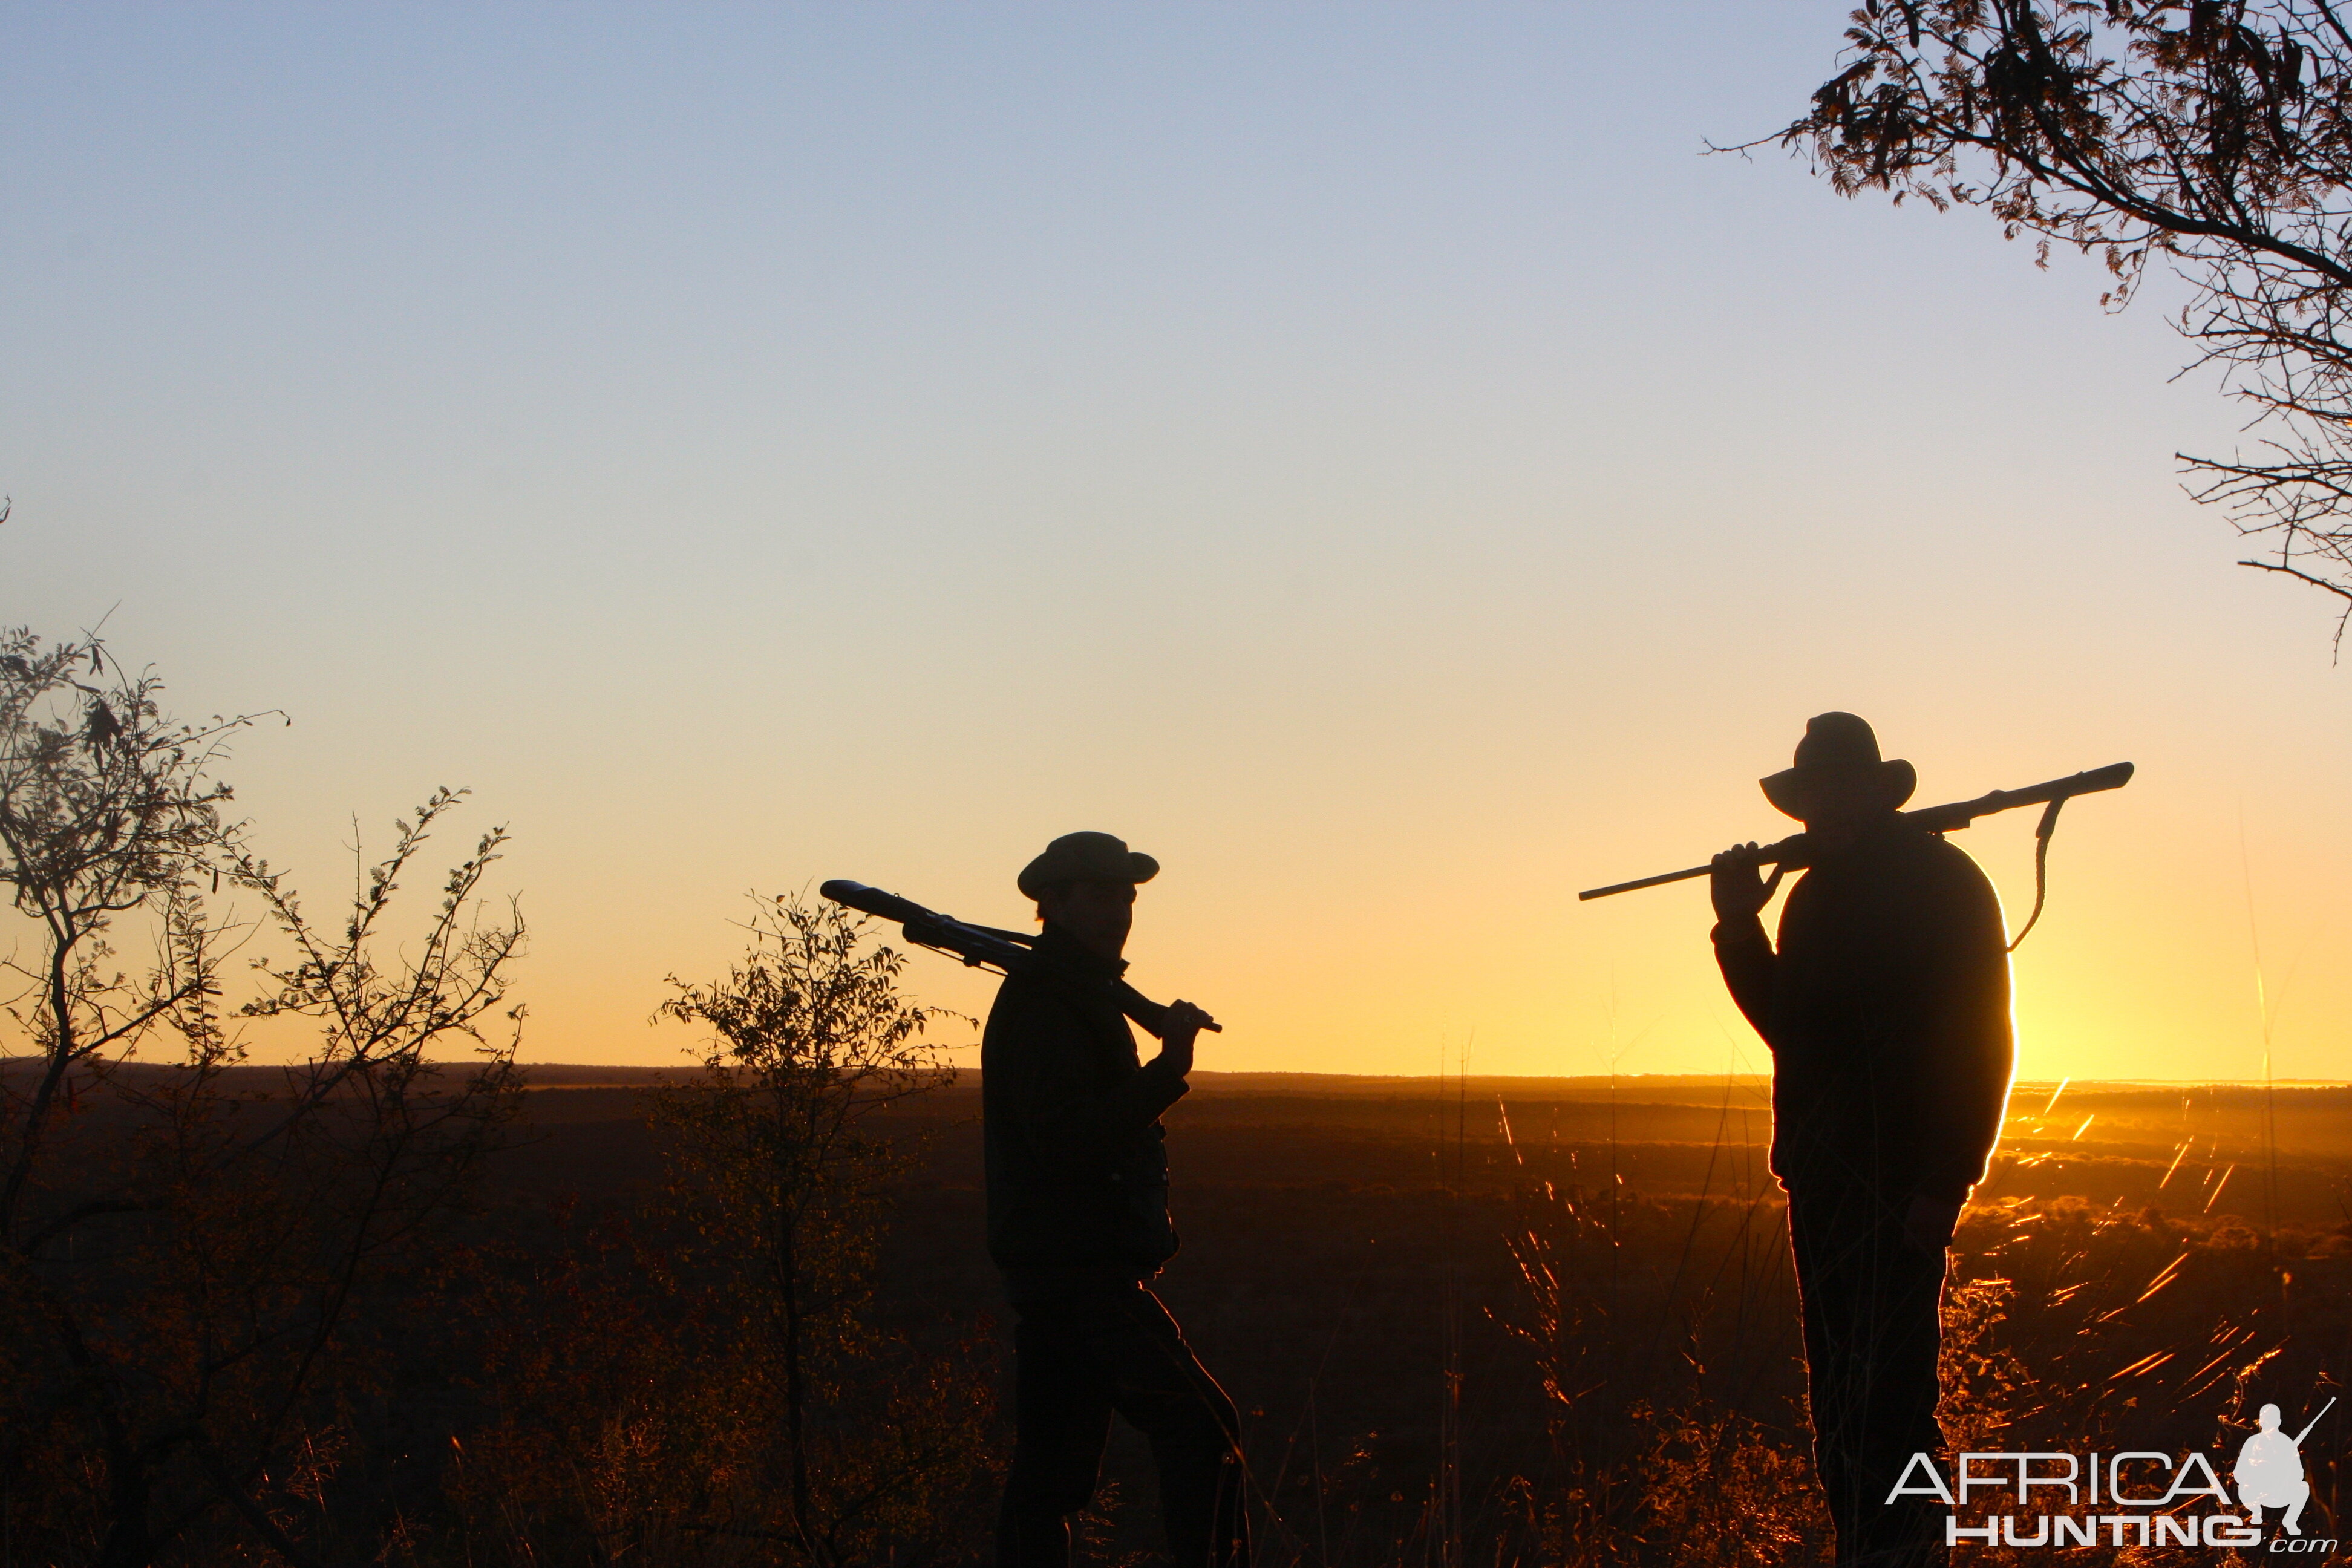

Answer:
[1711,715,2013,1568]
[987,831,1247,1568]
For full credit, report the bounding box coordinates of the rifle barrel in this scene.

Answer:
[1577,762,2134,902]
[818,880,1221,1037]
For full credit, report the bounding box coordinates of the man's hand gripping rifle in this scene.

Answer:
[819,880,1222,1040]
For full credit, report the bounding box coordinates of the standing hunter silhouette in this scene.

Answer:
[1710,714,2014,1568]
[984,832,1247,1568]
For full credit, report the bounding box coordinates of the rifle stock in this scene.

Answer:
[818,879,1220,1038]
[1578,761,2135,902]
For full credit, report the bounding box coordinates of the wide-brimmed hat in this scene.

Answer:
[1017,831,1161,898]
[1759,712,1916,820]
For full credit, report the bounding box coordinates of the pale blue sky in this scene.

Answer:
[7,4,2345,1079]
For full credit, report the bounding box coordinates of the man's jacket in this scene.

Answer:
[1715,820,2013,1201]
[982,923,1189,1301]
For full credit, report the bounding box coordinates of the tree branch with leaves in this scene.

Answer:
[0,624,526,1567]
[1762,0,2352,641]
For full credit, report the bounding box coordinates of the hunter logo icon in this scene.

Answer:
[2238,1397,2332,1537]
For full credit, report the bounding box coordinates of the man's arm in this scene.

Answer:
[987,987,1195,1169]
[1710,844,1783,1037]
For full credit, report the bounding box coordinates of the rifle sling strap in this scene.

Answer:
[2005,797,2066,953]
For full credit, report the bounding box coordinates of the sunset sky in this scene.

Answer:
[8,3,2350,1084]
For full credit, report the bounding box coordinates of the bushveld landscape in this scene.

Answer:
[5,624,2346,1566]
[16,1047,2342,1566]
[25,4,2352,1563]
[796,1069,2352,1564]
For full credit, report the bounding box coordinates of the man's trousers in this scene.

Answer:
[1787,1182,1952,1568]
[996,1285,1250,1568]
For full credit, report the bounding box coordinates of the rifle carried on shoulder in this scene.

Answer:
[819,879,1221,1039]
[1578,761,2135,901]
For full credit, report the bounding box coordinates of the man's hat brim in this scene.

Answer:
[1759,758,1916,820]
[1017,832,1161,898]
